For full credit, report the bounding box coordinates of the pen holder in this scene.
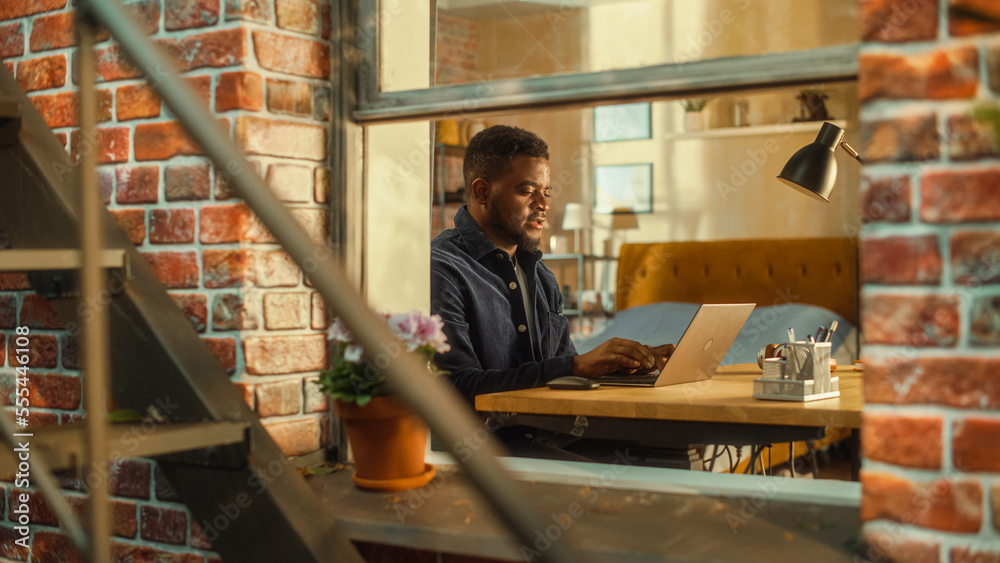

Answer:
[784,341,831,383]
[753,341,839,402]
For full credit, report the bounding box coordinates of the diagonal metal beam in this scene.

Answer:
[76,0,585,561]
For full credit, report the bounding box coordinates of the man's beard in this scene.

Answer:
[487,198,541,254]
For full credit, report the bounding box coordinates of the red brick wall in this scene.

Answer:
[858,1,1000,561]
[435,13,477,85]
[1,0,332,560]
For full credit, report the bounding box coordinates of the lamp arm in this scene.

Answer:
[839,141,864,165]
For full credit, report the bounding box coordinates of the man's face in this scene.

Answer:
[483,155,552,254]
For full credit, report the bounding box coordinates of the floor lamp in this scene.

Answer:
[562,203,590,254]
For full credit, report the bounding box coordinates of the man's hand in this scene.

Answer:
[572,337,661,379]
[645,344,676,373]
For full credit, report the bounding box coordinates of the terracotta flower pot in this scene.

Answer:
[334,395,435,492]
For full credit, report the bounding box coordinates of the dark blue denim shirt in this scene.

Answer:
[431,205,577,403]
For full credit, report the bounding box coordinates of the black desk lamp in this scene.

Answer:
[777,122,863,202]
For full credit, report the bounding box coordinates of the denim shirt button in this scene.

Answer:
[496,253,504,259]
[517,324,527,333]
[509,281,517,290]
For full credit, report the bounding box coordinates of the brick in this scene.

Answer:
[859,0,939,42]
[236,115,326,160]
[862,412,942,469]
[859,529,940,563]
[203,249,253,288]
[950,0,1000,36]
[110,543,202,563]
[190,519,214,550]
[994,485,1000,533]
[224,0,273,22]
[61,333,78,369]
[320,1,331,39]
[166,0,221,30]
[77,45,141,83]
[265,78,312,116]
[0,22,24,59]
[8,334,58,368]
[165,162,212,201]
[32,530,84,563]
[859,114,938,163]
[951,231,1000,285]
[112,500,138,538]
[864,355,1000,408]
[159,27,246,71]
[27,411,60,429]
[16,54,65,92]
[971,294,1000,346]
[0,272,30,290]
[244,334,326,375]
[256,378,302,417]
[261,417,320,456]
[252,30,330,78]
[3,60,12,75]
[28,11,107,52]
[20,293,64,329]
[861,294,959,347]
[170,292,207,333]
[140,505,188,544]
[0,0,66,20]
[200,203,271,243]
[110,208,147,245]
[0,295,14,328]
[266,163,313,202]
[263,292,308,329]
[141,251,200,288]
[276,0,320,35]
[70,127,130,164]
[948,113,1000,160]
[203,336,236,375]
[216,70,262,111]
[31,89,113,127]
[116,84,161,121]
[150,209,196,244]
[109,459,152,499]
[134,120,201,161]
[292,208,329,246]
[314,167,330,203]
[303,375,328,413]
[0,526,30,561]
[256,250,300,287]
[860,235,941,285]
[117,0,162,34]
[988,43,1000,94]
[8,488,58,525]
[99,167,114,203]
[921,168,1000,222]
[953,418,1000,472]
[211,293,259,330]
[859,46,979,103]
[951,547,1000,563]
[861,472,982,532]
[116,165,159,203]
[862,175,911,223]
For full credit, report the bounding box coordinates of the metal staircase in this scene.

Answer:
[0,2,583,562]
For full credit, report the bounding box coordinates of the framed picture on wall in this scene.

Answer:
[593,164,653,214]
[593,102,652,142]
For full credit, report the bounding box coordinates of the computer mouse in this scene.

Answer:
[547,376,600,390]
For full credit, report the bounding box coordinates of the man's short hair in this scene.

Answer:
[463,125,549,194]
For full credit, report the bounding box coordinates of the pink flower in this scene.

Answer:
[327,318,353,343]
[343,344,363,364]
[388,311,450,354]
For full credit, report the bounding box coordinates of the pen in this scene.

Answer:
[787,327,795,343]
[814,326,825,341]
[824,320,839,342]
[807,335,816,344]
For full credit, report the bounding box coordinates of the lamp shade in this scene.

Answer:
[776,121,846,203]
[562,202,591,230]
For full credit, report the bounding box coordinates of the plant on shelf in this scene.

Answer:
[679,97,711,131]
[316,310,450,491]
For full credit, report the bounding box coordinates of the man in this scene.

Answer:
[431,125,674,408]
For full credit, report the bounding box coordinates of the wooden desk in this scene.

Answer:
[476,363,862,475]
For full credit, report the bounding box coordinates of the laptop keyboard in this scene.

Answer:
[599,371,660,385]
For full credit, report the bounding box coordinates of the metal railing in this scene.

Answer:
[56,1,586,561]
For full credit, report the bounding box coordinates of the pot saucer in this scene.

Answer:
[352,463,436,492]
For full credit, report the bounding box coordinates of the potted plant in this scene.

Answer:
[680,97,711,131]
[317,311,450,491]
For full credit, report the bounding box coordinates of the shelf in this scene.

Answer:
[664,119,848,141]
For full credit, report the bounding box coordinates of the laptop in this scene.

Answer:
[599,303,755,387]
